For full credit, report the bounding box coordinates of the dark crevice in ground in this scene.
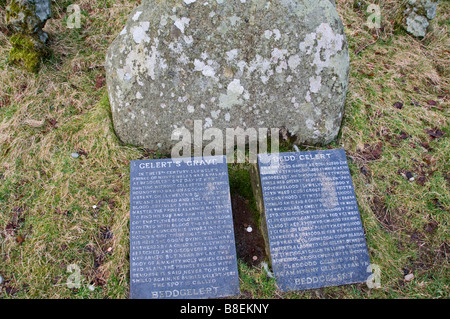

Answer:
[231,194,267,267]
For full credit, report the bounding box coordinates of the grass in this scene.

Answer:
[0,0,448,299]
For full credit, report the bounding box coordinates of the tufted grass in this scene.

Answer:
[0,0,448,299]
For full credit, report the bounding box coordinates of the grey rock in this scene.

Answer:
[406,14,429,38]
[71,152,79,158]
[401,0,440,37]
[106,0,349,153]
[33,0,52,24]
[6,0,51,39]
[6,0,52,72]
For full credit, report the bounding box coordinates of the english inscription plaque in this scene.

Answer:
[254,149,371,291]
[129,155,240,299]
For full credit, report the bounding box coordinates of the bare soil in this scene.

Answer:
[230,194,267,267]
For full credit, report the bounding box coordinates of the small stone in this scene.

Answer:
[0,275,3,285]
[406,171,414,181]
[246,226,253,233]
[404,273,414,282]
[71,152,79,158]
[92,205,97,209]
[88,285,95,291]
[252,256,258,261]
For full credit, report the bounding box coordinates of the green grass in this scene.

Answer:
[0,0,449,299]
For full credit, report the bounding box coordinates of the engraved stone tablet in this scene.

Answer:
[252,149,371,291]
[129,155,240,299]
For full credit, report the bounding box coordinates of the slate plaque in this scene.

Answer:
[129,155,240,299]
[254,149,371,291]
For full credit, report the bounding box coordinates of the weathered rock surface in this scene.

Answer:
[6,0,52,72]
[106,0,350,152]
[400,0,440,37]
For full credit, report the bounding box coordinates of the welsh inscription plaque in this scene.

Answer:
[253,149,371,291]
[129,155,240,299]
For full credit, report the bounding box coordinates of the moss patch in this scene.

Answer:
[8,34,45,73]
[5,0,50,72]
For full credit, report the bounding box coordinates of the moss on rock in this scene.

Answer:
[9,33,46,73]
[5,0,51,72]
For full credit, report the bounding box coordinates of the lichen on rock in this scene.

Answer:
[399,0,440,37]
[6,0,52,72]
[106,0,350,153]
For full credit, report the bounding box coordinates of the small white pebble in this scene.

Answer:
[88,285,95,291]
[246,226,253,233]
[0,275,3,285]
[92,205,97,209]
[71,153,79,158]
[405,273,414,282]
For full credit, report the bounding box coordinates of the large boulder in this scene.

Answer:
[105,0,349,153]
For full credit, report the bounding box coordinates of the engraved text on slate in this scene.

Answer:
[258,149,371,291]
[129,156,240,299]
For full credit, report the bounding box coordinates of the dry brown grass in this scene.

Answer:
[0,0,448,298]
